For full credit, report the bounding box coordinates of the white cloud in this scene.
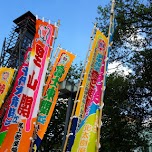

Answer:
[108,61,132,76]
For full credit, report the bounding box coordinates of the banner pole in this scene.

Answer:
[62,23,97,152]
[96,0,115,151]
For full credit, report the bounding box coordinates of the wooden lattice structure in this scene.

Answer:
[0,11,36,68]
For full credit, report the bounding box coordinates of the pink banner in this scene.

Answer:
[0,48,31,146]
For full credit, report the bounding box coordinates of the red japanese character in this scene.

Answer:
[0,83,5,94]
[91,70,98,83]
[33,44,44,67]
[27,71,38,91]
[18,94,33,118]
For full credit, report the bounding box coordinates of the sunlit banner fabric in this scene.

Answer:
[67,30,108,151]
[0,67,15,108]
[0,19,55,152]
[33,49,75,151]
[75,30,108,120]
[71,16,115,152]
[71,54,106,152]
[0,48,31,146]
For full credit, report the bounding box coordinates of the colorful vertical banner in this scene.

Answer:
[71,53,106,152]
[0,67,15,108]
[0,48,31,146]
[67,30,108,151]
[84,37,107,117]
[0,19,55,152]
[96,9,116,150]
[71,9,116,152]
[33,49,75,151]
[75,30,108,121]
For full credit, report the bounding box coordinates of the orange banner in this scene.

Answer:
[33,49,75,150]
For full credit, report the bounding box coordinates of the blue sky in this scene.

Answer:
[0,0,110,64]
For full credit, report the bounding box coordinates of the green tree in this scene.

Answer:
[101,72,149,152]
[129,49,152,140]
[96,0,152,63]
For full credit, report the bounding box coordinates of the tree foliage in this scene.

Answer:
[96,0,152,63]
[101,73,148,152]
[129,49,152,128]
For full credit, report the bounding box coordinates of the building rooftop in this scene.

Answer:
[13,11,36,25]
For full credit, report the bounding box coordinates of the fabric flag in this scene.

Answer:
[0,67,15,108]
[71,4,116,151]
[67,30,108,151]
[0,48,31,146]
[32,49,75,151]
[71,52,107,152]
[0,19,55,152]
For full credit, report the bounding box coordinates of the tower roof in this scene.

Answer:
[13,11,36,25]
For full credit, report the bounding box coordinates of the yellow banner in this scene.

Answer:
[0,67,15,108]
[75,30,108,117]
[66,30,108,151]
[71,110,99,152]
